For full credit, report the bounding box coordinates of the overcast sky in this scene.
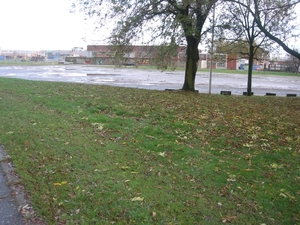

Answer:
[0,1,299,52]
[0,0,91,50]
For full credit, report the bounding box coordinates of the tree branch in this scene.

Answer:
[253,0,300,59]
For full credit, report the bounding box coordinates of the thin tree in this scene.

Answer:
[286,49,300,74]
[71,0,218,91]
[230,0,300,59]
[218,0,273,96]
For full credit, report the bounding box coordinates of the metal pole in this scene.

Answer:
[209,3,216,94]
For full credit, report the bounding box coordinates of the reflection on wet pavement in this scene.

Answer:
[0,65,299,96]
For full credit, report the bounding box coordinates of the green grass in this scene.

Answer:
[0,61,58,66]
[198,68,299,76]
[0,77,299,224]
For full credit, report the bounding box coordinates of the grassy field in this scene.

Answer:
[0,77,299,224]
[0,61,58,67]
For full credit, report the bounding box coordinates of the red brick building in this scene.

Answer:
[87,44,240,69]
[87,45,187,66]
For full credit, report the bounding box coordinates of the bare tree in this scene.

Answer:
[215,0,299,95]
[229,0,300,59]
[286,49,300,74]
[217,0,274,96]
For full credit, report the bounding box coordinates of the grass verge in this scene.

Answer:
[0,61,58,67]
[0,77,299,224]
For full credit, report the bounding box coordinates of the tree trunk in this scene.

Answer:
[182,37,199,91]
[247,44,255,96]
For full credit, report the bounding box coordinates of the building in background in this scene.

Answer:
[2,45,293,73]
[86,44,239,69]
[86,45,187,67]
[0,47,87,62]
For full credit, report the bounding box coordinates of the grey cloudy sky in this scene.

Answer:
[0,0,299,52]
[0,0,89,50]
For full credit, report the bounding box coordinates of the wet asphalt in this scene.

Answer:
[0,147,24,225]
[0,65,299,96]
[0,174,23,225]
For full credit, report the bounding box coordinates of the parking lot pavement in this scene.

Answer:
[0,65,299,96]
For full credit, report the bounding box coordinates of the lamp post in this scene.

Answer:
[209,3,216,94]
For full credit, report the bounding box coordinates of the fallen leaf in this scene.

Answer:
[158,152,166,157]
[53,181,68,186]
[131,197,144,202]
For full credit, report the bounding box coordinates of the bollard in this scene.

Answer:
[220,91,231,95]
[265,93,276,96]
[243,92,254,96]
[286,94,297,97]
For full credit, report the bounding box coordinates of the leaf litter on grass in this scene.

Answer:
[0,78,299,224]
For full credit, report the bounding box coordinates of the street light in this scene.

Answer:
[209,3,216,94]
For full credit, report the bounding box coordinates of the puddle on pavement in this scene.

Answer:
[94,79,114,82]
[59,73,84,76]
[87,73,118,76]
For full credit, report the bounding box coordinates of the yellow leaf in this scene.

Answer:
[271,163,278,168]
[158,152,166,157]
[243,143,253,148]
[286,193,295,199]
[131,197,144,202]
[279,193,287,198]
[54,181,67,186]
